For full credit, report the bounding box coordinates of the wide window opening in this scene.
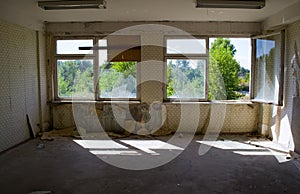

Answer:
[165,37,208,101]
[209,38,251,100]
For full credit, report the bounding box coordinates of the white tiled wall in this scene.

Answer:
[0,19,42,152]
[262,20,300,151]
[279,20,300,150]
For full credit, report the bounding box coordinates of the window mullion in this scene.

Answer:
[94,38,100,101]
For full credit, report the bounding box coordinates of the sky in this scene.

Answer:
[57,38,252,70]
[210,38,251,70]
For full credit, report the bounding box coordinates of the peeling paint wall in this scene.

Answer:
[52,102,259,134]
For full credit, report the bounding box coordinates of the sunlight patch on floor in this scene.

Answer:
[74,139,183,156]
[197,140,290,163]
[74,140,128,149]
[196,140,264,150]
[120,140,184,155]
[90,150,141,155]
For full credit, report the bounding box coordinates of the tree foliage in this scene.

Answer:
[57,60,136,98]
[99,61,136,98]
[167,60,205,98]
[209,38,241,100]
[57,60,93,98]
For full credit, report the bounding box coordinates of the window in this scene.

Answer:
[251,30,285,105]
[54,36,140,100]
[165,37,208,100]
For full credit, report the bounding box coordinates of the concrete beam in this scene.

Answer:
[45,21,261,36]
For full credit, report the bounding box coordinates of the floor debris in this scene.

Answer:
[36,143,45,149]
[29,191,52,194]
[39,127,79,140]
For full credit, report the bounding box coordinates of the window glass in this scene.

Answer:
[167,59,206,99]
[57,59,94,98]
[167,39,206,54]
[253,32,283,105]
[56,39,93,55]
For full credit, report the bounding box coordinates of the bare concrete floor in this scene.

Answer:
[0,135,300,194]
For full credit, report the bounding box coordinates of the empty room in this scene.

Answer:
[1,0,300,193]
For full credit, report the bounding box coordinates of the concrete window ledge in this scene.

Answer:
[163,100,254,105]
[52,100,254,106]
[51,100,141,105]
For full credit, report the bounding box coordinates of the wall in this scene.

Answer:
[283,20,300,151]
[260,20,300,152]
[52,102,259,135]
[0,19,47,152]
[287,20,300,153]
[47,21,260,135]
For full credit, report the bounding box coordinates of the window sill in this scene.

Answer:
[51,100,254,106]
[51,100,141,105]
[163,100,253,105]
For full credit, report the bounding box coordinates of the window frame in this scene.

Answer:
[250,30,285,106]
[53,36,141,101]
[164,36,209,102]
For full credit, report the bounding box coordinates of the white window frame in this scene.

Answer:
[250,30,285,106]
[53,36,140,101]
[164,36,209,101]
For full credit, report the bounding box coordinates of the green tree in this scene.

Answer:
[209,38,241,100]
[167,60,205,98]
[57,60,93,97]
[99,61,137,97]
[238,67,250,91]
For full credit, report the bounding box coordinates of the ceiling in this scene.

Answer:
[0,0,300,30]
